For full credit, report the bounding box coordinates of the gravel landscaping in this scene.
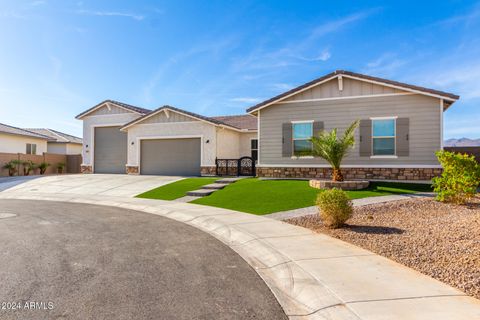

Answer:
[285,196,480,299]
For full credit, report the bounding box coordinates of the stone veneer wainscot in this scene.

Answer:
[257,167,442,181]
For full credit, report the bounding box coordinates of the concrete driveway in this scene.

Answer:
[0,199,286,320]
[1,174,182,197]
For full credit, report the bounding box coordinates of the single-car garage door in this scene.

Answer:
[141,138,201,176]
[94,126,127,174]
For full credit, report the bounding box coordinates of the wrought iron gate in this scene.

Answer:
[215,156,255,176]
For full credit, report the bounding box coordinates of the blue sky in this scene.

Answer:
[0,0,479,139]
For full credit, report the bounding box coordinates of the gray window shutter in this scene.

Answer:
[282,123,292,157]
[359,119,372,157]
[396,118,409,156]
[313,121,324,137]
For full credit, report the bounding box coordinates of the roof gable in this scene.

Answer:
[247,70,460,113]
[141,108,199,125]
[120,105,247,131]
[26,128,82,144]
[0,123,52,140]
[75,100,150,119]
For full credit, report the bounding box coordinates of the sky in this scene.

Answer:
[0,0,479,139]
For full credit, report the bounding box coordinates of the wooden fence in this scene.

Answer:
[444,147,480,163]
[0,152,82,177]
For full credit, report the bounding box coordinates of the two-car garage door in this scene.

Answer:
[140,138,201,176]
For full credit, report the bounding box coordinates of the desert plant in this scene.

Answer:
[432,150,480,204]
[22,160,36,176]
[56,162,66,174]
[316,188,353,228]
[3,160,18,176]
[310,120,359,181]
[38,162,50,175]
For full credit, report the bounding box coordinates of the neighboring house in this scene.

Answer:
[247,70,459,180]
[76,100,257,175]
[26,128,83,155]
[76,70,459,180]
[0,123,51,154]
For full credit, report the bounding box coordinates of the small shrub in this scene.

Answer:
[316,188,353,228]
[432,150,480,205]
[22,160,36,176]
[3,160,18,176]
[38,162,50,175]
[56,162,65,174]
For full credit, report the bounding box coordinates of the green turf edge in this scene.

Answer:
[136,177,218,200]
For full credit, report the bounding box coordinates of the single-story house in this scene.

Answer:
[26,128,83,155]
[76,101,257,175]
[76,70,459,180]
[247,70,459,180]
[0,123,52,154]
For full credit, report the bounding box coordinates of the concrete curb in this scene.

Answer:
[1,192,479,319]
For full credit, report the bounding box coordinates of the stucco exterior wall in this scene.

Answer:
[81,113,142,166]
[47,142,67,154]
[0,133,48,154]
[216,128,240,159]
[66,143,83,155]
[239,132,257,158]
[126,121,218,167]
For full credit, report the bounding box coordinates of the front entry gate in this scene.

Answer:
[215,156,256,176]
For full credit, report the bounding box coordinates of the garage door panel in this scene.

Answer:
[94,127,127,174]
[141,138,201,176]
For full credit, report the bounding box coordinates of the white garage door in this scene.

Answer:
[140,138,201,176]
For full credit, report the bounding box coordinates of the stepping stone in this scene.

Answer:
[175,196,201,202]
[202,183,227,190]
[215,177,244,184]
[186,189,216,197]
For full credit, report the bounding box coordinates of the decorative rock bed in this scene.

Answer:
[309,179,370,190]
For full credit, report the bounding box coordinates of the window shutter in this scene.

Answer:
[282,123,292,157]
[313,121,324,137]
[396,118,409,156]
[359,119,372,157]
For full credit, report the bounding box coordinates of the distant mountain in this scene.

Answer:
[444,138,480,147]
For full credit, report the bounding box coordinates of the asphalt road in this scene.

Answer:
[0,200,286,320]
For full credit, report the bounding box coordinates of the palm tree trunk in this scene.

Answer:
[332,168,344,182]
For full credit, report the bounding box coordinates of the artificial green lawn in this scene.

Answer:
[136,177,217,200]
[191,178,432,215]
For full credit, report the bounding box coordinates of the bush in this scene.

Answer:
[3,160,18,176]
[316,188,353,228]
[22,160,36,176]
[432,150,480,204]
[38,162,50,175]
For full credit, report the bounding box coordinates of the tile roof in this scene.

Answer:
[75,99,151,119]
[247,70,460,113]
[0,123,52,140]
[26,128,83,144]
[210,115,257,130]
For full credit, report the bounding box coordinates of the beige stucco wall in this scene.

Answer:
[0,133,48,154]
[239,132,257,157]
[81,112,142,166]
[126,121,218,167]
[216,128,240,159]
[66,143,83,155]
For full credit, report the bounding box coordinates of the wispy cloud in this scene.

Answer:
[270,83,294,91]
[363,53,407,76]
[77,9,144,21]
[229,97,262,103]
[30,0,46,6]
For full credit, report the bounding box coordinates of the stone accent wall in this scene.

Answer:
[201,166,217,176]
[257,167,442,181]
[309,179,370,190]
[81,165,93,174]
[126,166,139,175]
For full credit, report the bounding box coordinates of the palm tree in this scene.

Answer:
[310,120,360,182]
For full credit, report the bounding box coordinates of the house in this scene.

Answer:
[26,128,83,155]
[247,70,459,180]
[0,123,52,154]
[76,70,459,180]
[76,101,257,175]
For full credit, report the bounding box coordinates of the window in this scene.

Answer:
[251,139,258,161]
[372,119,395,155]
[292,122,313,156]
[26,143,37,155]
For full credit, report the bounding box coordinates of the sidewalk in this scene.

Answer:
[0,190,479,319]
